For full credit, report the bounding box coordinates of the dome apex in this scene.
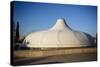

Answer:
[23,19,94,48]
[56,18,65,23]
[50,18,70,30]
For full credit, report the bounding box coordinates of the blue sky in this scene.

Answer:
[13,1,97,37]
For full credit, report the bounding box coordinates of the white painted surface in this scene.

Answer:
[24,19,94,48]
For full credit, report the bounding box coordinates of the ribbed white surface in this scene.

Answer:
[24,19,92,48]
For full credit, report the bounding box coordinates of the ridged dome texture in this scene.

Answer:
[23,19,94,48]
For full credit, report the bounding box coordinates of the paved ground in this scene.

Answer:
[14,53,97,66]
[13,48,97,66]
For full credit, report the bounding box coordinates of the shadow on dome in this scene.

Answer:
[83,32,95,47]
[20,41,30,50]
[63,19,72,30]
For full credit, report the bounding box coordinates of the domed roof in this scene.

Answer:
[23,19,94,48]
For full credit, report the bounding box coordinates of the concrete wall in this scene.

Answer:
[14,47,97,58]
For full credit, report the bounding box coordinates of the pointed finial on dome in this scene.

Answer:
[55,18,66,27]
[50,18,71,30]
[56,18,65,23]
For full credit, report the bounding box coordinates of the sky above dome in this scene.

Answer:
[13,1,97,37]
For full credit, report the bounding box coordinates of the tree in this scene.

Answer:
[15,21,20,43]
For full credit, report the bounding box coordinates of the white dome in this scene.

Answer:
[23,19,94,48]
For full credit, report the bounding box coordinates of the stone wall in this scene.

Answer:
[14,47,97,58]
